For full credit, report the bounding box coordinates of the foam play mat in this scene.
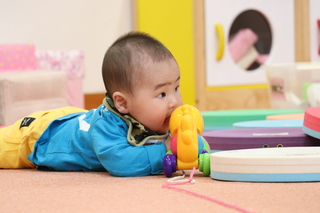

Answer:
[303,107,320,139]
[210,147,320,182]
[202,109,304,131]
[203,127,320,152]
[233,119,303,129]
[266,113,304,120]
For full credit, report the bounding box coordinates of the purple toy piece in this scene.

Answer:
[203,127,320,151]
[163,154,177,177]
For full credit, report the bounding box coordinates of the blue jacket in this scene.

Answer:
[28,105,167,177]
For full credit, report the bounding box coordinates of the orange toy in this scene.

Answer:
[163,104,211,177]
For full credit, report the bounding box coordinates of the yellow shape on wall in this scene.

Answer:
[136,0,196,106]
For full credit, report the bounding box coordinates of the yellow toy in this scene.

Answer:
[163,104,211,177]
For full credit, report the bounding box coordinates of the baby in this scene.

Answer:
[0,31,183,177]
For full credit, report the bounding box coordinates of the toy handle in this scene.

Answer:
[215,23,225,61]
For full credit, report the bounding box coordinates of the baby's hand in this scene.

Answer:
[164,136,172,152]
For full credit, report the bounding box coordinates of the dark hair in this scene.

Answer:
[102,31,176,96]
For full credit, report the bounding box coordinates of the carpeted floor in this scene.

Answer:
[1,169,320,213]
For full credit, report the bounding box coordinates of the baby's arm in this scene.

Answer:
[91,122,167,177]
[95,142,167,177]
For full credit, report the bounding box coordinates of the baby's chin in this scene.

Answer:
[155,127,169,135]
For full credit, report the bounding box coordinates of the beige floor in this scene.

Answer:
[1,169,320,213]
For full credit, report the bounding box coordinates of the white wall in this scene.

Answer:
[0,0,133,94]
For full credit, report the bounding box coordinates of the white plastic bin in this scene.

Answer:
[263,62,320,109]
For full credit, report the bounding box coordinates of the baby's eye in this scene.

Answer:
[156,92,166,98]
[175,85,180,92]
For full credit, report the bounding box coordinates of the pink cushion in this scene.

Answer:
[0,71,68,125]
[36,50,84,79]
[0,44,38,71]
[36,50,84,108]
[66,78,84,109]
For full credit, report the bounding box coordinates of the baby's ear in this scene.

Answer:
[113,92,129,114]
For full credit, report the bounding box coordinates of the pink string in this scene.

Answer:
[162,167,254,213]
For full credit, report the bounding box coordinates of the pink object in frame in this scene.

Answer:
[228,28,258,62]
[0,44,38,71]
[256,54,269,64]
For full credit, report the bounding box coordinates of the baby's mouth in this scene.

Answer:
[163,116,170,126]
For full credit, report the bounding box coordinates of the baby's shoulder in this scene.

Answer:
[89,105,127,127]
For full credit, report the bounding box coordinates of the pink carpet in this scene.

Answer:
[1,169,320,213]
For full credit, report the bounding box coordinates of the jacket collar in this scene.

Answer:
[103,94,168,146]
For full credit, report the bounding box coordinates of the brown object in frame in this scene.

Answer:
[84,93,105,110]
[295,0,310,62]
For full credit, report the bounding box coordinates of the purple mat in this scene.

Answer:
[203,127,320,151]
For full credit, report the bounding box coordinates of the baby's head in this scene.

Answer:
[102,31,183,134]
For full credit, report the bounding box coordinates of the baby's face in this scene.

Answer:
[125,58,183,134]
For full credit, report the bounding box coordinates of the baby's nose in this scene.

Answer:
[169,95,178,109]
